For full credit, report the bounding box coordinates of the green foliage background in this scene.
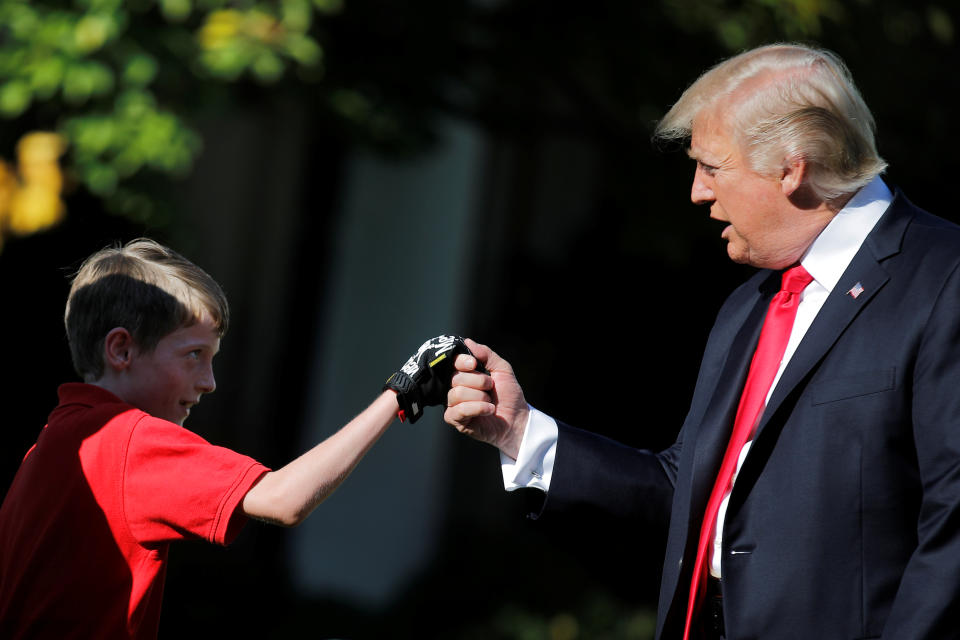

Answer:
[0,0,347,223]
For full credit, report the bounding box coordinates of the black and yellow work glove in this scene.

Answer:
[384,335,476,423]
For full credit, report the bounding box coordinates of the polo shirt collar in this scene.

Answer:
[57,382,127,408]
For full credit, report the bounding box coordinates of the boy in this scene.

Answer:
[0,238,465,638]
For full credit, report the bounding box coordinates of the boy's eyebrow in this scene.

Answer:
[177,336,220,353]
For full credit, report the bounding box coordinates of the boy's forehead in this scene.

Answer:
[165,316,221,350]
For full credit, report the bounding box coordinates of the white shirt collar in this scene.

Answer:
[800,176,893,293]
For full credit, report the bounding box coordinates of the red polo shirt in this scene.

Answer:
[0,383,270,638]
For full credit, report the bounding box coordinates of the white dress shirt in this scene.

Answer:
[501,176,894,578]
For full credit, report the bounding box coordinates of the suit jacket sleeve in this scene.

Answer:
[532,421,679,527]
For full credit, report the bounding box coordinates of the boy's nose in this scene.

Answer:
[198,366,216,394]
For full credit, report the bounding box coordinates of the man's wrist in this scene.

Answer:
[498,406,529,460]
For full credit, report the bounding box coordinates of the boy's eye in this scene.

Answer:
[189,350,202,360]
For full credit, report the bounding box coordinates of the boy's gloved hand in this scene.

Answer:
[384,335,479,423]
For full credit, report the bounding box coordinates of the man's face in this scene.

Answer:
[688,111,812,269]
[123,315,220,425]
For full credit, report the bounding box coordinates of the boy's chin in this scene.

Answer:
[159,406,190,425]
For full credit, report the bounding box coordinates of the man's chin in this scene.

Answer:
[725,243,751,265]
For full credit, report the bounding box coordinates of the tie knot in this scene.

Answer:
[781,264,813,294]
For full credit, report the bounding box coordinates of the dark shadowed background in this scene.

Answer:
[2,1,958,637]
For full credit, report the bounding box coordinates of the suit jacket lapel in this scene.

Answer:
[736,192,913,489]
[685,271,779,528]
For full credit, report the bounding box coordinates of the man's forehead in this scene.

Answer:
[687,131,720,163]
[688,111,736,162]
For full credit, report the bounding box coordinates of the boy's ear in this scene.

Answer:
[103,327,136,372]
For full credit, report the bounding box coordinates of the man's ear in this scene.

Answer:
[780,155,807,197]
[103,327,136,372]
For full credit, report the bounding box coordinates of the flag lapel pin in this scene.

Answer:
[847,282,865,299]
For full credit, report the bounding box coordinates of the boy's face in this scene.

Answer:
[123,315,220,425]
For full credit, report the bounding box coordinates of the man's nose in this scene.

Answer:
[691,167,714,205]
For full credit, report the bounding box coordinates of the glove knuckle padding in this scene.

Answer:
[385,335,471,423]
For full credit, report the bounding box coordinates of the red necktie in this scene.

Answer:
[682,264,814,639]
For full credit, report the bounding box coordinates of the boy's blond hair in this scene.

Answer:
[65,238,229,381]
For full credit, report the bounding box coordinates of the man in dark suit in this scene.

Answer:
[444,43,960,639]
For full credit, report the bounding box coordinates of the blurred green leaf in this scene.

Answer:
[285,33,323,66]
[312,0,343,14]
[0,80,32,117]
[122,54,158,87]
[74,14,113,53]
[927,6,954,44]
[718,18,749,49]
[82,161,118,195]
[252,51,285,82]
[282,0,314,32]
[62,61,115,103]
[161,0,193,23]
[26,56,66,98]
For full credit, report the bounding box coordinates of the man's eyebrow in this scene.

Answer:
[687,149,720,167]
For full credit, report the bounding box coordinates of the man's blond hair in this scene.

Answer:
[65,238,229,380]
[655,43,887,204]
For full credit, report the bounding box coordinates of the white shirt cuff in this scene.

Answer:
[500,405,557,492]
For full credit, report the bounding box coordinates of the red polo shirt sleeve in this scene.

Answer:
[122,415,270,546]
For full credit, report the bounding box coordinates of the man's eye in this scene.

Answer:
[698,161,717,176]
[189,350,202,360]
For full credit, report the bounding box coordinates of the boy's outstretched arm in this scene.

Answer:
[241,335,472,527]
[241,391,397,527]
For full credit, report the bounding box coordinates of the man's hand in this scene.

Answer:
[444,338,528,460]
[384,335,475,423]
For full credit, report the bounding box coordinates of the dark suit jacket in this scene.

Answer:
[540,192,960,639]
